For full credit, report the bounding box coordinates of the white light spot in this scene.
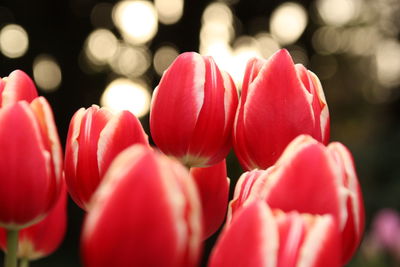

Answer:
[270,2,308,45]
[85,28,118,65]
[153,45,179,76]
[101,78,151,118]
[112,1,158,44]
[155,0,184,25]
[316,0,361,26]
[110,44,151,77]
[0,24,29,58]
[33,54,62,92]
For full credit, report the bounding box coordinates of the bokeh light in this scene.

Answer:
[255,32,280,59]
[153,45,179,76]
[229,36,262,87]
[33,54,62,92]
[270,2,308,45]
[202,2,233,26]
[0,24,29,58]
[375,39,400,87]
[112,0,158,45]
[155,0,184,25]
[85,28,118,65]
[100,78,151,118]
[316,0,362,26]
[110,44,151,77]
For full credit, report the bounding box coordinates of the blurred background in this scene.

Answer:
[0,0,399,266]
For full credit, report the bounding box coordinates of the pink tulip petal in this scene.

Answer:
[209,201,278,267]
[150,52,205,158]
[265,140,341,222]
[191,160,229,239]
[0,102,52,227]
[241,49,315,169]
[97,110,149,177]
[1,70,38,107]
[82,145,202,267]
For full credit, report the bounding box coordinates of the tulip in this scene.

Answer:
[190,160,230,239]
[81,144,202,267]
[0,70,38,107]
[0,97,63,229]
[371,209,400,253]
[209,201,341,267]
[228,135,364,264]
[0,97,63,267]
[150,52,238,167]
[64,105,149,210]
[233,49,329,170]
[0,184,67,263]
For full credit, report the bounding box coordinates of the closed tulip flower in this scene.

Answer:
[229,135,364,264]
[0,184,67,263]
[0,70,38,107]
[233,49,329,170]
[190,160,230,239]
[64,105,149,210]
[209,201,341,267]
[0,97,63,229]
[150,52,238,167]
[81,145,202,267]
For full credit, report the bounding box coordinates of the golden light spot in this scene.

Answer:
[85,28,118,65]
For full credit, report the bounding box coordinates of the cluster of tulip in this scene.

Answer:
[0,49,364,267]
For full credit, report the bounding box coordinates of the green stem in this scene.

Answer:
[4,229,19,267]
[19,258,30,267]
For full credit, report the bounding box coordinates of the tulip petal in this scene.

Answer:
[233,58,266,170]
[0,102,52,227]
[191,160,229,239]
[209,201,278,267]
[150,52,205,158]
[64,106,113,210]
[264,139,341,222]
[97,110,149,177]
[1,70,38,107]
[241,49,315,169]
[82,145,202,267]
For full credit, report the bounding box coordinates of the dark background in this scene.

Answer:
[0,0,399,266]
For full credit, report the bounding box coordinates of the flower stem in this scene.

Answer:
[20,258,30,267]
[4,229,19,267]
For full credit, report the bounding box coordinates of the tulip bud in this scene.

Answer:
[0,184,67,260]
[233,49,329,170]
[190,160,230,239]
[81,145,202,267]
[209,201,341,267]
[150,52,238,167]
[64,105,149,210]
[229,135,364,264]
[0,70,38,107]
[0,97,63,229]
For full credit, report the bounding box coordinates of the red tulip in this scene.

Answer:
[150,52,238,167]
[0,97,63,228]
[64,105,149,210]
[233,49,329,170]
[229,135,364,264]
[0,184,67,260]
[209,201,341,267]
[81,144,202,267]
[0,70,38,107]
[190,160,230,239]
